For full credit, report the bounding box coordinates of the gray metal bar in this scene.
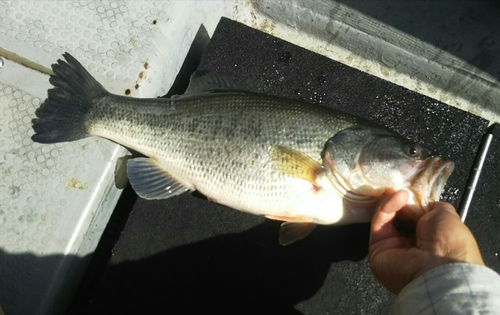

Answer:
[458,132,493,222]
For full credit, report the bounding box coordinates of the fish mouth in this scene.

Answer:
[409,157,454,211]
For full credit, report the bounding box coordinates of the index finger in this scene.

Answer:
[370,190,409,245]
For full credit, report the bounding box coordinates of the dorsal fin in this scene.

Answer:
[184,70,238,94]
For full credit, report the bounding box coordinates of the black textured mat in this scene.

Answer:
[466,124,500,269]
[83,18,496,314]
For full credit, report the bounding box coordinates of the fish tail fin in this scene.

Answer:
[31,52,109,144]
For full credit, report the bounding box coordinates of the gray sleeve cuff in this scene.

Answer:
[394,263,500,315]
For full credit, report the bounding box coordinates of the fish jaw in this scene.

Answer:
[408,157,454,211]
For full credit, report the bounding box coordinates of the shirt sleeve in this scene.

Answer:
[394,263,500,315]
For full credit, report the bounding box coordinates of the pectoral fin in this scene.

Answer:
[127,157,189,199]
[279,222,317,246]
[269,145,322,187]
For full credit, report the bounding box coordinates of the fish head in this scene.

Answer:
[322,126,454,214]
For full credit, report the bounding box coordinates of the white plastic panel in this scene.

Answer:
[0,36,126,315]
[0,1,237,314]
[0,0,233,97]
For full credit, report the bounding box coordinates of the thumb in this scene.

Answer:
[370,190,409,246]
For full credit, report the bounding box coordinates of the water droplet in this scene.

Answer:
[310,91,324,104]
[278,51,291,63]
[317,74,327,84]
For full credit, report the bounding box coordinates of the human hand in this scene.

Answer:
[369,190,485,294]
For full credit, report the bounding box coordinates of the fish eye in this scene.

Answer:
[404,144,421,158]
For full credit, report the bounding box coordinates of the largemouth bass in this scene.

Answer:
[32,53,454,245]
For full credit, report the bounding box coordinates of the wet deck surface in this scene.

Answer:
[69,18,499,315]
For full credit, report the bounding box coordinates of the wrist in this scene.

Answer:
[410,256,458,283]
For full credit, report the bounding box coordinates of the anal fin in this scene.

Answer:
[279,222,317,246]
[265,214,311,222]
[127,158,189,200]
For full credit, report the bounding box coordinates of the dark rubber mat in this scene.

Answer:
[80,18,497,315]
[466,123,500,269]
